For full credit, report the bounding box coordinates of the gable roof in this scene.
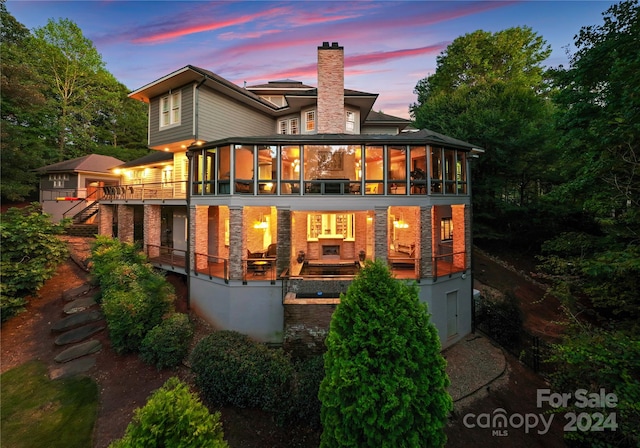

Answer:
[116,151,173,169]
[36,154,124,174]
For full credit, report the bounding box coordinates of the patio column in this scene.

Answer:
[228,205,244,280]
[374,205,388,263]
[117,205,134,243]
[144,205,161,259]
[420,206,433,278]
[451,204,468,270]
[190,205,209,273]
[98,204,113,237]
[276,206,291,275]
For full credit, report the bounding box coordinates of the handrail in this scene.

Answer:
[432,250,466,278]
[194,252,229,282]
[63,189,99,218]
[145,244,187,270]
[102,181,188,201]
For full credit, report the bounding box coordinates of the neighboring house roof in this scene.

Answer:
[35,154,124,174]
[365,111,412,129]
[246,80,315,90]
[196,129,482,152]
[116,151,173,169]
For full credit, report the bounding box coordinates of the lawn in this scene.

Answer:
[1,360,98,448]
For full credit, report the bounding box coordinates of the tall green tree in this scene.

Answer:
[319,261,451,447]
[0,0,52,201]
[411,27,557,247]
[540,0,640,324]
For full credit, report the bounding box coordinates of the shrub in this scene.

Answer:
[190,330,293,414]
[109,377,228,448]
[481,290,523,351]
[140,313,194,369]
[319,261,452,448]
[0,204,68,321]
[90,236,146,290]
[101,281,174,354]
[286,355,325,428]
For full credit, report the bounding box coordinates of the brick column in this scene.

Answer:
[317,42,345,134]
[420,206,433,278]
[452,204,467,270]
[190,205,209,273]
[144,205,161,259]
[117,205,134,243]
[277,206,291,275]
[98,204,113,237]
[374,206,388,263]
[228,206,243,280]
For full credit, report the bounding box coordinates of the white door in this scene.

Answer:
[447,291,458,338]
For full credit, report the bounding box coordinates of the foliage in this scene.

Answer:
[477,290,523,351]
[548,325,640,447]
[0,204,68,321]
[411,27,557,248]
[109,377,228,448]
[190,330,294,416]
[285,355,325,429]
[1,360,98,448]
[0,5,148,201]
[140,313,194,369]
[92,236,174,354]
[319,261,452,448]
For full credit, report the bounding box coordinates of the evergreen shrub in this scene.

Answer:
[140,313,194,369]
[109,377,228,448]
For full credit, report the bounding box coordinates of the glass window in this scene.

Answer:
[409,146,427,195]
[160,91,181,128]
[203,149,216,194]
[444,149,456,194]
[258,145,277,195]
[279,120,287,134]
[218,145,231,194]
[280,145,301,194]
[234,145,254,194]
[388,146,407,195]
[430,146,443,193]
[346,111,355,132]
[457,151,467,194]
[305,110,316,132]
[441,217,453,241]
[307,213,355,240]
[290,118,299,135]
[364,145,383,195]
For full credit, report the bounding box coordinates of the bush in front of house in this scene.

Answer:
[140,313,194,369]
[90,235,146,289]
[285,355,325,429]
[109,377,229,448]
[190,330,294,415]
[319,261,452,448]
[0,204,68,322]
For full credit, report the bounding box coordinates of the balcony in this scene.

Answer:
[102,181,187,201]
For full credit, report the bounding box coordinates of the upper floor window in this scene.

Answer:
[346,111,355,132]
[305,110,316,132]
[278,118,299,135]
[160,92,181,128]
[49,174,68,188]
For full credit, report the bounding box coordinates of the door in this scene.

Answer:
[447,291,458,338]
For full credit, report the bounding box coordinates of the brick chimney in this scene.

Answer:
[317,42,345,134]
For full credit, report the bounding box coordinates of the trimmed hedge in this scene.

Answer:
[190,330,293,414]
[140,313,194,369]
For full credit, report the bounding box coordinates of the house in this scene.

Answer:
[98,42,482,352]
[36,154,123,223]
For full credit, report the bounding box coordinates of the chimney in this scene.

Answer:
[317,42,345,134]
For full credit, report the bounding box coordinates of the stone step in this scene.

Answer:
[49,357,96,380]
[51,310,103,333]
[54,323,105,346]
[63,296,98,315]
[54,339,102,363]
[62,283,95,301]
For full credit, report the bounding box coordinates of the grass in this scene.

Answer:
[1,360,98,448]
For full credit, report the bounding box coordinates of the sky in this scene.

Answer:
[7,0,617,119]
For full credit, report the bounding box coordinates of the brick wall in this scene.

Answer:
[420,206,433,277]
[117,205,134,243]
[190,205,209,272]
[374,206,388,262]
[98,204,113,237]
[276,207,291,274]
[144,205,161,259]
[452,204,468,269]
[228,206,243,279]
[317,42,345,134]
[283,293,338,358]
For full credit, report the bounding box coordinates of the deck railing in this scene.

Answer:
[194,253,229,282]
[102,181,187,201]
[146,244,186,270]
[432,251,466,278]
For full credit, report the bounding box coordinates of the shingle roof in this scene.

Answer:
[116,151,173,169]
[36,154,124,174]
[365,110,411,124]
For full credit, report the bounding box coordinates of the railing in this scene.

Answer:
[243,257,277,284]
[146,244,186,270]
[102,181,187,201]
[63,189,99,220]
[40,189,85,201]
[432,251,466,278]
[194,253,229,282]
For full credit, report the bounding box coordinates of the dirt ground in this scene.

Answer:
[1,240,568,447]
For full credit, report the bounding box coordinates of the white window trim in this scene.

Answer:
[277,118,300,135]
[346,110,356,132]
[160,91,181,129]
[305,110,316,132]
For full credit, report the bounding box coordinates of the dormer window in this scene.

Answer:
[160,91,181,128]
[305,110,316,132]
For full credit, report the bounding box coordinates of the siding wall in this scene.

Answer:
[361,125,400,135]
[149,85,195,147]
[197,87,274,141]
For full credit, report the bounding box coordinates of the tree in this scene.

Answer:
[0,0,52,201]
[411,27,558,247]
[319,261,452,447]
[539,0,640,325]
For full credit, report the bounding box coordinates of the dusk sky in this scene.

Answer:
[8,1,616,119]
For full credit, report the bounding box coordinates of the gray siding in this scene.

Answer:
[197,87,274,141]
[149,85,195,147]
[361,125,400,135]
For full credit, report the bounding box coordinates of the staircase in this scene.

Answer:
[71,201,100,224]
